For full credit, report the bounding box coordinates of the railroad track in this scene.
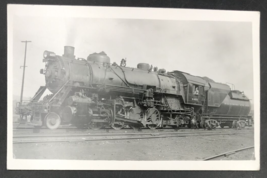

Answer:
[13,126,254,136]
[13,129,253,144]
[203,146,254,160]
[13,122,254,129]
[13,123,76,130]
[13,123,254,132]
[14,129,252,138]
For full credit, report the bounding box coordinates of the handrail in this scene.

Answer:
[109,66,130,88]
[49,80,69,103]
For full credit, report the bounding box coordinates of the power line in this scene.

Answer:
[20,41,31,105]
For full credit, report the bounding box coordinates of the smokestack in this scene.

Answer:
[63,46,75,58]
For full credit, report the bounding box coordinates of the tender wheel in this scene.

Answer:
[209,119,219,129]
[146,108,161,130]
[204,119,212,130]
[111,122,124,130]
[204,119,218,130]
[45,112,61,130]
[238,120,246,128]
[236,120,246,129]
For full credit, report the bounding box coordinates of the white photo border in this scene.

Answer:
[7,4,260,170]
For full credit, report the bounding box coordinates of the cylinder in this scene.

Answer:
[62,106,76,123]
[63,46,75,58]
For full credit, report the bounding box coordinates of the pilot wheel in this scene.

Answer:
[44,112,61,130]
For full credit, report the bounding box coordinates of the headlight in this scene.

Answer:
[43,51,49,58]
[43,50,56,58]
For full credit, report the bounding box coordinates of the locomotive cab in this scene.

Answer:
[171,71,207,106]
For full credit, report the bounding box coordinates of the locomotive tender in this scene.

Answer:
[19,46,252,130]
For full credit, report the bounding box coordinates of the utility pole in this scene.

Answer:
[20,41,31,105]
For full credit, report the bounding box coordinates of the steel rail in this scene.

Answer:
[13,126,77,130]
[13,130,253,138]
[13,126,188,130]
[13,127,254,136]
[13,132,252,144]
[203,146,254,161]
[13,125,254,130]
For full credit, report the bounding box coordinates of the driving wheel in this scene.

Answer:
[146,108,161,130]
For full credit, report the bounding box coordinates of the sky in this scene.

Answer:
[11,16,254,101]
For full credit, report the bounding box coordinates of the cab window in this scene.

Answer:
[193,85,199,95]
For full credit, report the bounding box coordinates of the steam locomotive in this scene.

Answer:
[17,46,253,130]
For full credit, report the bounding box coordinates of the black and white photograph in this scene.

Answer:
[7,5,260,170]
